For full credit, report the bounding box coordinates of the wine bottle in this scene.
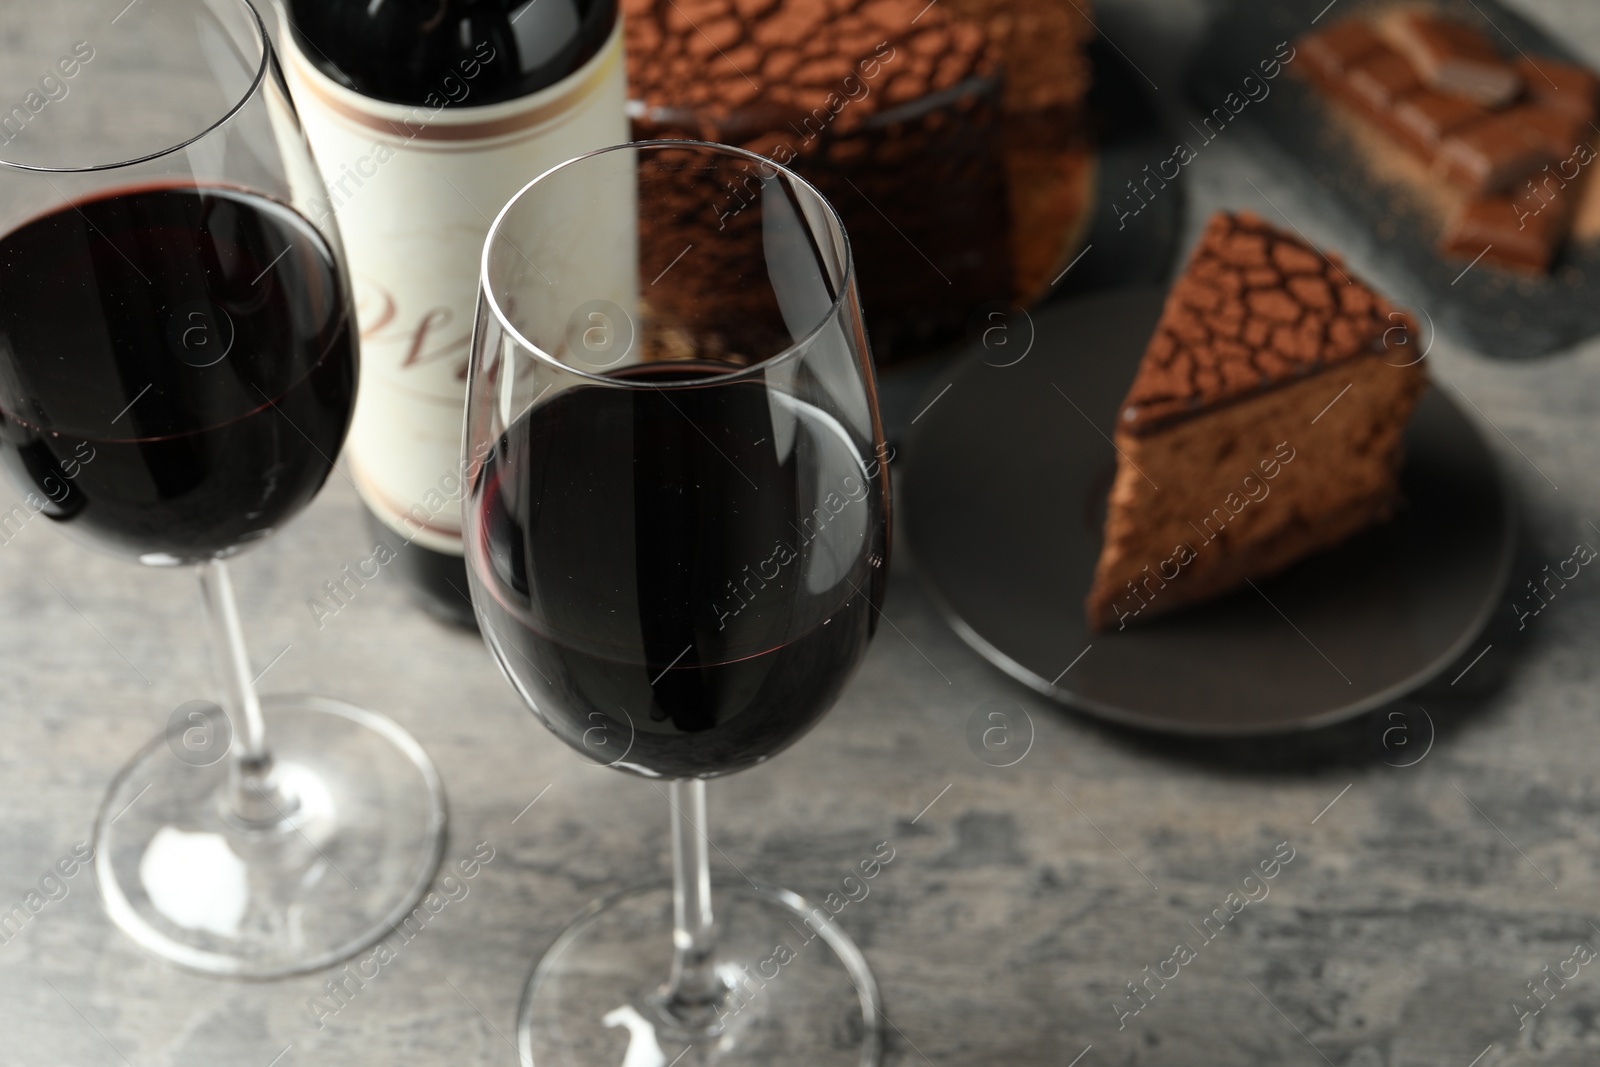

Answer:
[279,0,627,626]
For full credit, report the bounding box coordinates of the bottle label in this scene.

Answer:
[282,19,629,555]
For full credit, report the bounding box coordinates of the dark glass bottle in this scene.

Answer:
[286,0,617,107]
[281,0,626,627]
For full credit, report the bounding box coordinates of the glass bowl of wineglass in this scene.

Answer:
[464,140,892,1066]
[0,0,445,977]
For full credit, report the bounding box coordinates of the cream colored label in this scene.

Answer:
[283,21,628,554]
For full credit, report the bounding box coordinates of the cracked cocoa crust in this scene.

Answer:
[623,0,1096,363]
[623,0,998,130]
[1118,211,1417,437]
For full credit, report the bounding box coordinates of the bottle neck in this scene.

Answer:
[283,0,618,108]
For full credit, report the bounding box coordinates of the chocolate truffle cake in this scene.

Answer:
[623,0,1094,360]
[1085,212,1428,631]
[938,0,1097,301]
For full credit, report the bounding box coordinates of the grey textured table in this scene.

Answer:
[4,0,1600,1064]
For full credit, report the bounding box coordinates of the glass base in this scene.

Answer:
[517,882,882,1067]
[94,694,447,978]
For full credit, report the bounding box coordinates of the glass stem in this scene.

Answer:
[663,778,724,1030]
[198,558,297,827]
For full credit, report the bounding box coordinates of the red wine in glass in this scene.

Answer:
[0,0,448,980]
[0,183,355,563]
[469,361,886,778]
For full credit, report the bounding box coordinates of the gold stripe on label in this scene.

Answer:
[286,22,623,146]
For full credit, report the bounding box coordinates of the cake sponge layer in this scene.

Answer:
[1087,353,1425,629]
[1086,211,1428,631]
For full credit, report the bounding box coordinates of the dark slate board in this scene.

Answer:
[1190,0,1600,359]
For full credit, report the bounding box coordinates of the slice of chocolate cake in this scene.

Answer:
[1085,212,1428,631]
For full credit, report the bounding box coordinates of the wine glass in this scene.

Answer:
[0,0,445,976]
[464,140,891,1066]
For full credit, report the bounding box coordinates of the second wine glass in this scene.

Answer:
[464,141,891,1065]
[0,0,445,977]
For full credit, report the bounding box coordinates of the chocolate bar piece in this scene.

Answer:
[1346,46,1423,112]
[1301,21,1386,86]
[1518,104,1590,158]
[1440,188,1572,273]
[1320,42,1429,158]
[1390,12,1521,106]
[1518,55,1599,121]
[1437,110,1560,192]
[1392,90,1487,158]
[1295,16,1599,278]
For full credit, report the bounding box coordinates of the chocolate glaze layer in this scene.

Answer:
[1118,212,1415,437]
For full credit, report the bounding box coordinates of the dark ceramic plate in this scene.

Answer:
[902,288,1515,735]
[1190,0,1600,360]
